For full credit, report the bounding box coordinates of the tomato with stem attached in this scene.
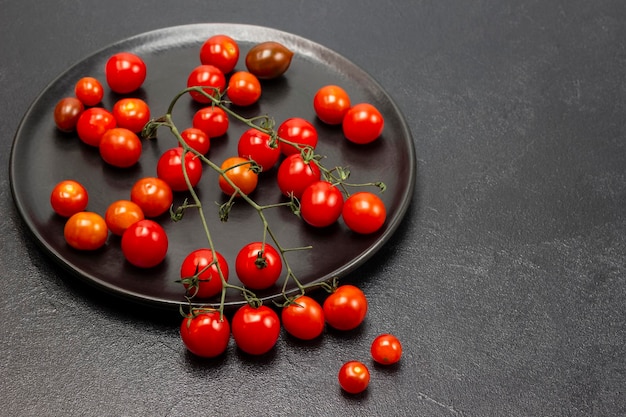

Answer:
[313,85,351,125]
[112,98,150,133]
[231,304,280,355]
[157,147,203,192]
[277,117,318,156]
[187,64,226,103]
[338,361,370,394]
[130,177,173,218]
[104,199,144,236]
[54,97,84,132]
[281,295,325,340]
[300,181,344,228]
[105,52,147,94]
[342,191,386,234]
[237,128,280,172]
[323,284,368,331]
[371,334,403,365]
[342,103,384,144]
[99,127,142,168]
[235,242,282,290]
[180,248,229,299]
[200,34,240,74]
[276,153,321,199]
[50,180,88,217]
[218,156,258,197]
[64,211,108,251]
[180,311,231,358]
[121,219,168,268]
[74,77,104,107]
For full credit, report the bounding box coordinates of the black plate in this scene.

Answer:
[9,24,416,310]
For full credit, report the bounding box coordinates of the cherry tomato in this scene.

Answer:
[245,41,294,80]
[105,52,147,94]
[276,153,321,199]
[130,177,173,218]
[76,107,116,147]
[199,34,240,74]
[179,127,210,155]
[74,77,104,107]
[342,103,384,144]
[112,98,150,133]
[156,147,203,192]
[180,311,231,358]
[64,211,108,251]
[300,181,344,228]
[371,334,403,365]
[227,71,261,107]
[323,285,368,331]
[277,117,318,156]
[50,180,88,217]
[187,64,226,103]
[218,156,258,197]
[313,85,351,125]
[235,242,282,290]
[231,304,280,355]
[338,361,370,394]
[53,97,84,132]
[342,192,386,234]
[99,127,142,168]
[237,128,280,172]
[104,199,144,236]
[281,295,325,340]
[121,219,168,268]
[192,106,229,138]
[180,249,229,299]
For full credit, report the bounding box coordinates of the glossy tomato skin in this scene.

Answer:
[231,305,280,355]
[187,64,226,103]
[99,127,142,168]
[245,41,294,80]
[323,285,368,331]
[104,199,144,236]
[281,295,325,340]
[50,180,88,217]
[130,177,173,218]
[276,154,321,199]
[180,249,229,299]
[277,117,318,156]
[112,98,150,133]
[235,242,282,290]
[192,106,229,138]
[64,211,108,251]
[74,77,104,107]
[156,147,203,192]
[227,71,261,107]
[313,85,351,125]
[180,312,231,358]
[218,156,258,197]
[121,219,168,268]
[237,128,280,172]
[342,192,387,234]
[76,107,116,147]
[371,334,403,365]
[300,181,344,228]
[179,127,210,155]
[54,97,84,132]
[342,103,384,144]
[105,52,147,94]
[338,361,370,394]
[199,34,240,74]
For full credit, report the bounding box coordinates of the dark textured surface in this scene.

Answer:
[1,1,625,416]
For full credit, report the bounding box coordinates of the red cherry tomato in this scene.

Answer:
[105,52,147,94]
[231,304,280,355]
[235,242,282,290]
[187,64,226,103]
[313,85,351,125]
[179,127,210,155]
[199,34,240,74]
[281,295,325,340]
[342,191,387,234]
[342,103,384,144]
[371,334,403,365]
[112,98,150,133]
[74,77,104,107]
[237,128,280,172]
[104,199,144,236]
[218,156,258,197]
[121,219,168,268]
[276,153,321,199]
[130,177,173,218]
[53,97,84,132]
[180,311,231,358]
[277,117,318,156]
[227,71,261,107]
[76,107,116,147]
[192,106,229,138]
[180,249,229,299]
[323,284,368,331]
[99,127,142,168]
[156,147,203,192]
[300,181,344,228]
[64,212,108,251]
[338,361,370,394]
[50,180,88,217]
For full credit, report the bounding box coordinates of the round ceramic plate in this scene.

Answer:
[10,24,416,310]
